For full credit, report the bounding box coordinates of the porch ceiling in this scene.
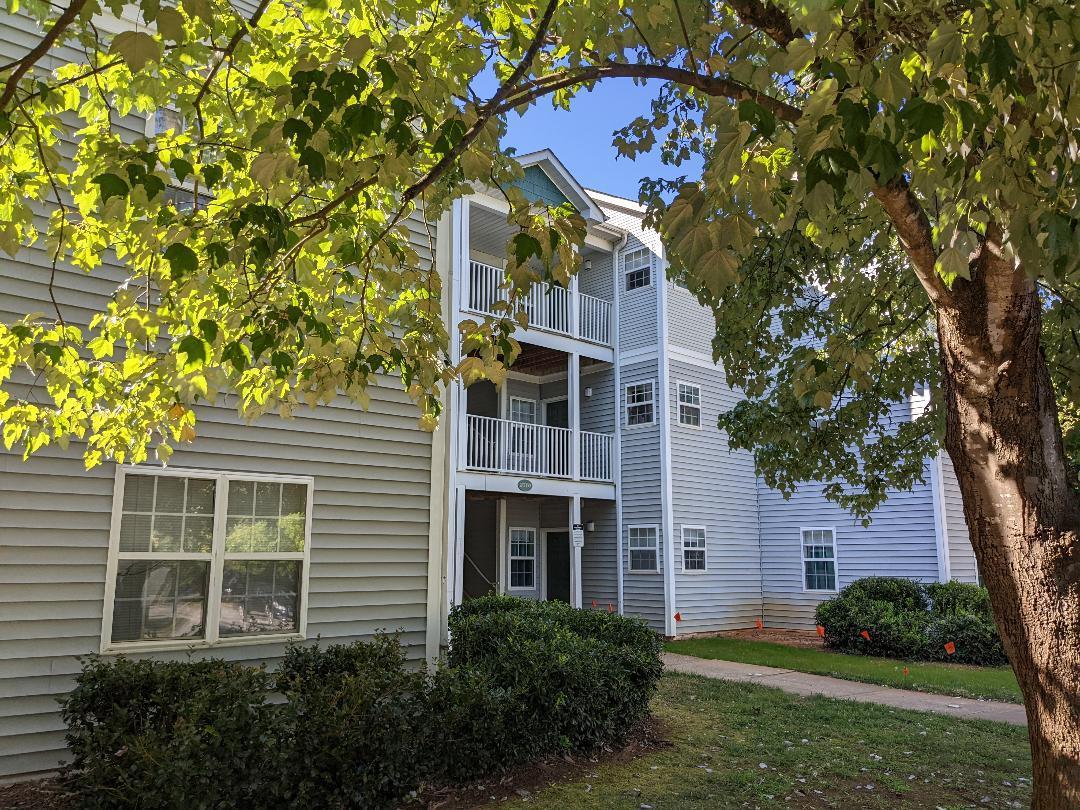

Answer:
[511,343,608,377]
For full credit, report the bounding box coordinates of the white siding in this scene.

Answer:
[941,454,980,583]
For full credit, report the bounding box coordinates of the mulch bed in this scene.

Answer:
[0,718,670,810]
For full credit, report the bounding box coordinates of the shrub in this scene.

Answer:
[925,580,993,619]
[274,636,429,809]
[816,576,1009,666]
[61,657,277,810]
[447,596,662,767]
[925,613,1008,666]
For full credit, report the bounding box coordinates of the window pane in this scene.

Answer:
[150,514,182,552]
[155,476,186,513]
[679,404,700,426]
[183,515,214,553]
[219,561,300,636]
[122,474,155,513]
[255,482,281,516]
[228,480,255,516]
[510,559,534,588]
[118,513,153,552]
[280,483,307,517]
[684,549,706,571]
[629,549,657,571]
[187,478,216,514]
[225,516,254,552]
[111,561,208,642]
[250,518,280,551]
[804,560,836,591]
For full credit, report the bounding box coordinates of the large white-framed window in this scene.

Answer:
[627,525,660,572]
[624,381,655,426]
[102,466,313,652]
[508,396,537,424]
[677,382,701,427]
[509,527,537,589]
[682,525,707,572]
[623,247,652,291]
[801,527,837,592]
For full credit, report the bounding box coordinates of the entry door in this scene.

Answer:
[546,531,571,603]
[544,399,569,428]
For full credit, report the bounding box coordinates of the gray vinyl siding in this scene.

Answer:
[579,252,613,302]
[667,282,716,357]
[617,361,666,630]
[668,361,762,633]
[580,499,618,609]
[758,445,941,630]
[941,454,980,583]
[0,38,440,776]
[616,234,659,353]
[580,366,615,434]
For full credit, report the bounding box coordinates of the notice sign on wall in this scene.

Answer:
[572,526,585,547]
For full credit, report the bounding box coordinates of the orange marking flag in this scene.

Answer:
[944,641,956,655]
[674,611,682,622]
[860,630,872,641]
[591,599,597,609]
[816,625,826,638]
[607,603,614,613]
[902,666,910,677]
[755,618,764,630]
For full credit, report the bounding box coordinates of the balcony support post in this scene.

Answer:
[569,351,581,481]
[569,494,582,609]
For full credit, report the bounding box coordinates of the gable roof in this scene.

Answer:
[515,149,606,223]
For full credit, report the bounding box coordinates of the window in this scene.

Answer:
[509,397,537,424]
[802,528,837,591]
[509,527,536,589]
[677,382,701,427]
[625,382,655,426]
[623,247,652,290]
[628,526,659,572]
[682,526,707,571]
[103,468,311,650]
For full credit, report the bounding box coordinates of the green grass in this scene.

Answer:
[664,637,1023,704]
[521,673,1032,808]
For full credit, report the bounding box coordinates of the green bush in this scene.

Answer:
[925,580,993,618]
[815,576,1008,666]
[61,657,277,810]
[925,613,1008,665]
[447,595,662,764]
[61,600,664,807]
[273,637,430,809]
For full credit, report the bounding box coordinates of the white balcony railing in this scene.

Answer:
[580,430,614,482]
[465,415,614,483]
[465,260,611,346]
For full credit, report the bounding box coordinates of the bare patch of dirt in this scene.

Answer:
[0,778,72,810]
[678,627,826,649]
[415,716,671,808]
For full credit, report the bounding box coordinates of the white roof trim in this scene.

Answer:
[516,149,606,223]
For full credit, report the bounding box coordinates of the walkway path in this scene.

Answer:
[663,652,1028,726]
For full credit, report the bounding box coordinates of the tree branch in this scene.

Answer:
[0,0,88,110]
[725,0,802,47]
[871,179,949,306]
[192,0,271,134]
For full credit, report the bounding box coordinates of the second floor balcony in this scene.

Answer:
[464,415,614,483]
[465,260,612,347]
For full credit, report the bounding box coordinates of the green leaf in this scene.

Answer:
[935,247,971,286]
[862,137,902,182]
[177,334,207,368]
[181,0,212,25]
[163,243,198,278]
[171,158,193,184]
[509,233,542,267]
[109,31,162,72]
[981,35,1017,89]
[299,146,326,181]
[92,173,129,202]
[155,7,185,42]
[899,98,945,139]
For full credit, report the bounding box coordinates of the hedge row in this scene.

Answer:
[815,577,1008,665]
[61,597,662,809]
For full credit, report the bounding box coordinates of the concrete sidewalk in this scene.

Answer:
[663,652,1028,726]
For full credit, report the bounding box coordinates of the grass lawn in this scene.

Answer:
[520,673,1032,808]
[665,637,1022,704]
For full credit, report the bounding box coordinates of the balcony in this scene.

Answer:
[466,260,612,346]
[465,415,614,483]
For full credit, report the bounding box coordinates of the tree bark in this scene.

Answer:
[936,234,1080,807]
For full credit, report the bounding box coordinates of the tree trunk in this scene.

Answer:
[936,241,1080,807]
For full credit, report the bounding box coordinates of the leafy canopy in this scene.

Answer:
[1,0,1077,506]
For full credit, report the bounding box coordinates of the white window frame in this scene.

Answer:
[624,381,656,427]
[508,526,537,590]
[681,525,707,572]
[676,381,702,428]
[627,524,660,573]
[801,526,838,593]
[101,465,314,654]
[622,247,652,291]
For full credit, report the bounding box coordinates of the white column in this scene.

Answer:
[570,272,580,338]
[569,351,580,481]
[570,494,582,608]
[497,496,507,595]
[450,485,466,608]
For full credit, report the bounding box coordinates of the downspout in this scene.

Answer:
[612,231,628,615]
[657,243,677,638]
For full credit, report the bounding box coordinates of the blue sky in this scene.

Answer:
[495,79,703,200]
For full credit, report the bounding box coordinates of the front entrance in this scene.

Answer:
[545,530,571,602]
